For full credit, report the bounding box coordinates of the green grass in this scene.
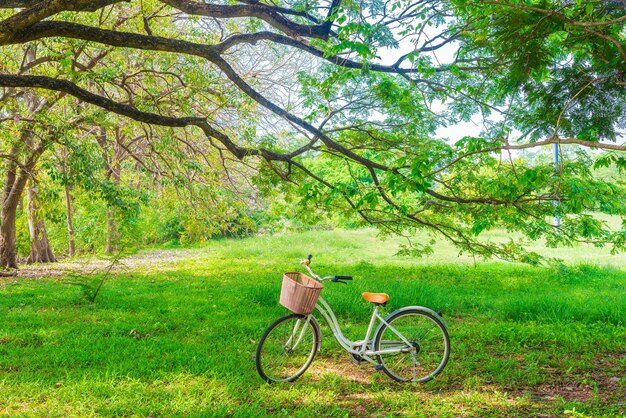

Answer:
[1,229,625,417]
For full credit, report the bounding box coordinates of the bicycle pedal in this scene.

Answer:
[374,364,384,371]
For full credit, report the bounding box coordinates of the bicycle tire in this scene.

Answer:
[374,309,450,383]
[255,313,320,383]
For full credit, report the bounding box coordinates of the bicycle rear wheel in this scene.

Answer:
[255,314,319,383]
[374,309,450,382]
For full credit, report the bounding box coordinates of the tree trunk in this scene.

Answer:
[105,208,117,253]
[25,180,56,264]
[65,184,76,257]
[105,160,121,253]
[0,138,32,269]
[99,126,124,253]
[0,133,51,268]
[0,202,18,269]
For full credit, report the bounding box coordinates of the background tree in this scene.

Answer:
[0,0,624,266]
[0,37,111,267]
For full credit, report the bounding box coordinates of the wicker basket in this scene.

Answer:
[279,272,323,315]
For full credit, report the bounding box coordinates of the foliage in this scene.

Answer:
[13,178,262,258]
[0,0,625,263]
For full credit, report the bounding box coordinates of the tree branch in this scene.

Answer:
[0,0,122,8]
[160,0,331,40]
[0,0,126,35]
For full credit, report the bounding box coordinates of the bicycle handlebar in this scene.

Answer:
[330,275,353,284]
[301,254,353,283]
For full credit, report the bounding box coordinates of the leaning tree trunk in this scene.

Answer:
[25,179,56,264]
[0,157,33,269]
[0,137,34,269]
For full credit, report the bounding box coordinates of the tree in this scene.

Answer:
[20,46,56,264]
[0,39,108,267]
[0,44,60,267]
[0,0,624,264]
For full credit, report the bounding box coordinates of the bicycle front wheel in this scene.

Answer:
[255,314,319,383]
[374,309,450,383]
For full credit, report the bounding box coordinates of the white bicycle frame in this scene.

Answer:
[298,263,416,366]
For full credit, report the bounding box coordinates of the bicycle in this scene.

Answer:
[255,255,450,383]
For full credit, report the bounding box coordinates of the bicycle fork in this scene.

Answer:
[283,317,312,351]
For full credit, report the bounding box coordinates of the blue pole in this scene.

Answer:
[554,142,560,228]
[553,61,561,230]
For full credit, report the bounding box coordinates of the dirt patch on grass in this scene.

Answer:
[338,393,385,416]
[515,352,625,405]
[1,249,202,283]
[308,355,374,384]
[530,382,595,403]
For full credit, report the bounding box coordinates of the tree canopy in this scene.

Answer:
[1,0,625,265]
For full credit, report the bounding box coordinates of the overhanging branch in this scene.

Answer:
[0,0,124,9]
[160,0,331,40]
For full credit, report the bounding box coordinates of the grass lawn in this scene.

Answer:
[1,229,625,417]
